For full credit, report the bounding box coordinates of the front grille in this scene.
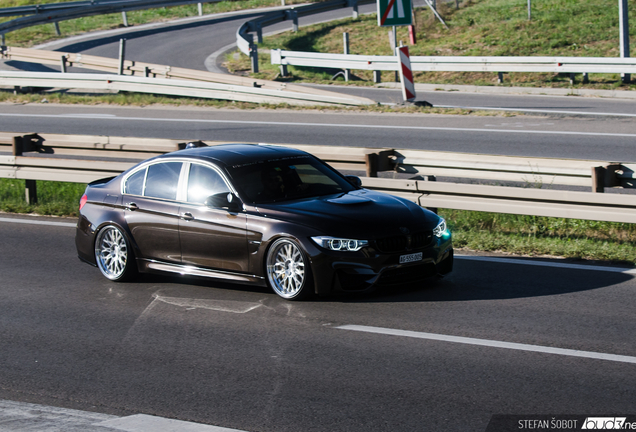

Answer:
[374,231,434,253]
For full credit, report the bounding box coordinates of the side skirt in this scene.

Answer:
[138,259,267,286]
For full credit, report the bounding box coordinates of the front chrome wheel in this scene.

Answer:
[95,225,135,281]
[266,238,312,300]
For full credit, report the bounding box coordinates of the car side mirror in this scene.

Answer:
[205,192,242,212]
[345,175,362,188]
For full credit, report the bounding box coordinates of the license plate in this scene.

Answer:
[399,252,422,264]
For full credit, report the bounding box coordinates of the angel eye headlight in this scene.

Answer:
[312,236,369,252]
[433,218,449,239]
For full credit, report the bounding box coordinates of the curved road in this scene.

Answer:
[0,214,635,432]
[1,6,636,432]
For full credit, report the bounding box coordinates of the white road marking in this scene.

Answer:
[456,254,636,274]
[336,325,636,365]
[1,113,635,138]
[0,217,76,228]
[437,105,636,117]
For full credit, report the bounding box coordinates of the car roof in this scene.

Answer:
[159,144,311,167]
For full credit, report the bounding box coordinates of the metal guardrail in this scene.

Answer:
[1,132,635,222]
[0,0,226,36]
[270,50,636,75]
[0,47,376,105]
[236,0,373,72]
[0,70,374,105]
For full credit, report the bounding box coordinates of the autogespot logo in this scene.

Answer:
[582,418,629,429]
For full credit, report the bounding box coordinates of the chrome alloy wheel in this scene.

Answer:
[266,239,308,299]
[95,226,129,280]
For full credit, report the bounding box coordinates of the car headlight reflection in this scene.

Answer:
[311,236,369,252]
[433,218,450,239]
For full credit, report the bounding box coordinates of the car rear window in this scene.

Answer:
[143,162,182,200]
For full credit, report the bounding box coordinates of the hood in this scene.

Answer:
[255,189,439,239]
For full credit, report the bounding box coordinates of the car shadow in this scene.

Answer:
[335,256,634,303]
[131,256,634,304]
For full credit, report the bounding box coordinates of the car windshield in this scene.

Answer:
[227,155,356,204]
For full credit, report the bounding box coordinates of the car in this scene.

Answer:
[75,143,453,300]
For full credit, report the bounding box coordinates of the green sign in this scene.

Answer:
[377,0,412,26]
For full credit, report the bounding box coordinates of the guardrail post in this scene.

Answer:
[343,32,350,82]
[619,0,630,83]
[256,22,263,44]
[373,70,381,83]
[197,3,203,16]
[592,166,605,193]
[569,73,575,85]
[583,72,589,83]
[365,153,378,177]
[248,35,259,73]
[291,9,298,32]
[54,22,61,36]
[498,72,504,83]
[12,136,22,156]
[350,0,359,19]
[25,180,37,205]
[122,11,128,27]
[1,34,5,46]
[118,38,126,75]
[60,55,67,73]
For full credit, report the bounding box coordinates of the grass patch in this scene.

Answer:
[441,209,636,265]
[224,0,636,89]
[1,178,634,265]
[0,178,86,216]
[0,88,510,114]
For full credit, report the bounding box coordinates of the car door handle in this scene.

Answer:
[125,202,138,211]
[181,212,194,221]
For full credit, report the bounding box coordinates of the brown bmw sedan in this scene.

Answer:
[75,144,453,300]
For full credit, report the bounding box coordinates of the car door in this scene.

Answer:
[178,162,248,272]
[122,161,184,263]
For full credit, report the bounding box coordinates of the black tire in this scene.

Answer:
[265,238,313,300]
[94,225,137,282]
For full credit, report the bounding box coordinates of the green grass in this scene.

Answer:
[441,209,636,265]
[224,0,636,89]
[0,178,86,216]
[1,178,634,265]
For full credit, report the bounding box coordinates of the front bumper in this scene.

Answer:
[307,236,453,295]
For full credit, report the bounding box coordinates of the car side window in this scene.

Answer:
[124,168,146,196]
[144,162,183,200]
[187,164,230,204]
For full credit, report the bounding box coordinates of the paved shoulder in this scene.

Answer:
[0,400,248,432]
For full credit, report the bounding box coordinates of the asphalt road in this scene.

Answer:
[1,215,635,432]
[1,103,635,162]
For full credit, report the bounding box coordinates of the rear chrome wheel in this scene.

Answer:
[95,225,136,281]
[266,238,312,300]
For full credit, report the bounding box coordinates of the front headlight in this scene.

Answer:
[433,218,449,238]
[311,236,369,252]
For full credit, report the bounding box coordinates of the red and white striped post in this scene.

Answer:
[397,45,415,102]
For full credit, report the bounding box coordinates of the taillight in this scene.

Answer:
[79,194,88,211]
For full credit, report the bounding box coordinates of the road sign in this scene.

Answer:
[377,0,412,27]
